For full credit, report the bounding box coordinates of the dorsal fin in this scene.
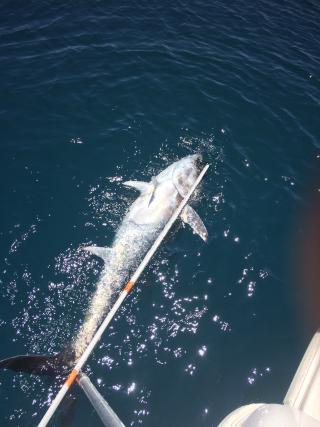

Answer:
[123,180,152,194]
[180,205,208,241]
[83,246,112,263]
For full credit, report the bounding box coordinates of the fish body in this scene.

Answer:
[74,154,207,359]
[0,154,207,374]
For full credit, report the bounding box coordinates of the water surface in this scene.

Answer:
[0,1,319,426]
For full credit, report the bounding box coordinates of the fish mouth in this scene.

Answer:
[192,153,206,171]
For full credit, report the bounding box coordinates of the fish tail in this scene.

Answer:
[0,352,81,426]
[0,351,70,377]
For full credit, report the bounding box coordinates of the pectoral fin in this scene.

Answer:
[83,246,112,263]
[181,205,208,241]
[147,177,158,206]
[123,180,151,194]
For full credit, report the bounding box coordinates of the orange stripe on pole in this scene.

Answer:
[65,368,79,388]
[124,280,135,293]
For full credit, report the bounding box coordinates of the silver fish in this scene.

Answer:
[0,154,207,375]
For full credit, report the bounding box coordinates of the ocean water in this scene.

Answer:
[0,1,319,426]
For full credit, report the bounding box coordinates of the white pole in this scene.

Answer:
[78,373,125,427]
[38,163,209,427]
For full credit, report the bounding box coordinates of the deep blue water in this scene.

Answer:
[0,1,320,426]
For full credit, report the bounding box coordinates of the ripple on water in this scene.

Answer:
[1,0,319,424]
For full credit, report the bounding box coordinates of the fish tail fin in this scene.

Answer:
[0,354,60,376]
[0,352,79,426]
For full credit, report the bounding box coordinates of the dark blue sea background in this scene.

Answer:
[0,1,319,426]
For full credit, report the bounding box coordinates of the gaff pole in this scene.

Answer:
[38,163,209,427]
[77,373,125,427]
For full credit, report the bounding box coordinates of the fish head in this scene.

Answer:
[126,154,205,226]
[156,154,204,197]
